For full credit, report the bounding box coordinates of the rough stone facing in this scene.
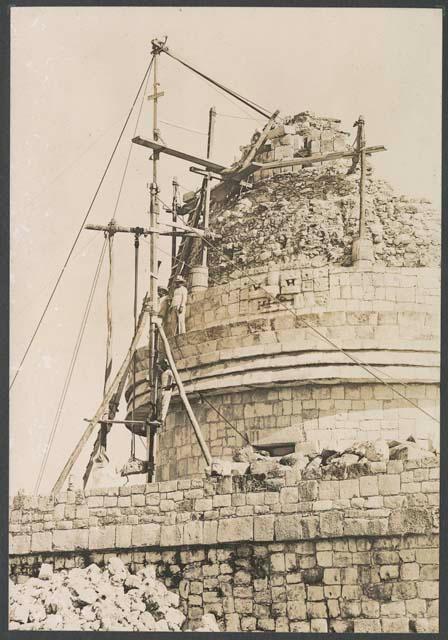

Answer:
[9,457,439,632]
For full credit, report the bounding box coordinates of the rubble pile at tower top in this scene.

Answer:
[206,112,439,283]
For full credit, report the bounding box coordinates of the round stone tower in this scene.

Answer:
[126,112,440,482]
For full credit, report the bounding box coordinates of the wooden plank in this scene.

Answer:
[53,304,150,494]
[237,110,280,171]
[132,136,227,173]
[158,323,212,466]
[255,145,386,171]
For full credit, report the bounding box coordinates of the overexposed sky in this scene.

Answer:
[10,6,442,494]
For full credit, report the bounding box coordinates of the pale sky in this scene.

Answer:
[10,7,442,494]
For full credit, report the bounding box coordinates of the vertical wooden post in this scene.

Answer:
[202,106,216,267]
[147,41,162,483]
[158,324,212,466]
[171,177,179,270]
[357,115,366,239]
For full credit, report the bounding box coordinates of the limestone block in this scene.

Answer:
[320,511,343,537]
[301,516,320,538]
[416,547,439,564]
[307,601,327,618]
[31,531,52,553]
[195,498,213,511]
[254,515,275,541]
[9,534,31,555]
[203,520,218,545]
[115,525,132,548]
[378,474,400,495]
[297,480,318,501]
[131,523,161,547]
[389,505,433,536]
[275,514,302,541]
[360,475,379,497]
[286,601,307,620]
[217,516,253,543]
[323,568,341,584]
[318,481,340,501]
[184,520,204,545]
[87,525,115,551]
[53,529,88,551]
[280,487,298,504]
[380,565,399,580]
[339,479,360,499]
[355,620,381,632]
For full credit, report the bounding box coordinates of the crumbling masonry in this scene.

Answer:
[10,112,440,632]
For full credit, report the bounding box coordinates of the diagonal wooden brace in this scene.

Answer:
[52,302,150,494]
[158,323,212,466]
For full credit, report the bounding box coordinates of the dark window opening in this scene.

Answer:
[253,442,295,458]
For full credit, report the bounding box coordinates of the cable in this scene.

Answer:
[150,223,439,429]
[10,55,155,391]
[130,235,140,459]
[12,233,102,320]
[34,238,108,493]
[22,112,128,211]
[163,47,272,119]
[159,119,208,136]
[112,59,154,221]
[153,242,251,445]
[217,111,265,123]
[200,234,440,424]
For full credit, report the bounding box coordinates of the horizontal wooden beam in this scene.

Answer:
[255,145,386,171]
[83,418,146,426]
[132,136,227,173]
[85,222,212,239]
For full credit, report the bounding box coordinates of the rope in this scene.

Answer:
[156,238,407,387]
[216,111,265,123]
[131,235,140,459]
[153,241,251,446]
[10,55,155,391]
[163,48,272,119]
[200,235,440,424]
[157,241,425,435]
[159,119,208,136]
[112,58,154,220]
[34,238,108,494]
[103,232,114,392]
[96,229,115,457]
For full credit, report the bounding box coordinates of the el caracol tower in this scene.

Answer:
[10,110,441,635]
[126,111,440,482]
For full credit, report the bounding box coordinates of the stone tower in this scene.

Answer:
[126,112,440,482]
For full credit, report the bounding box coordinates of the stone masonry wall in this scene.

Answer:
[126,262,439,481]
[10,457,439,632]
[156,384,438,482]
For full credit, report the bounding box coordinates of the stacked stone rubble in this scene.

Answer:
[10,557,219,632]
[10,444,439,632]
[200,111,440,282]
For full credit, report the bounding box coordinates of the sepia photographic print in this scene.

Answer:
[8,4,444,634]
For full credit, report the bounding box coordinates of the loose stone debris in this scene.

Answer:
[209,437,438,481]
[203,111,439,283]
[9,557,220,632]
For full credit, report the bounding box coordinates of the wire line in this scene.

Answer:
[10,55,155,391]
[200,235,439,424]
[34,238,108,494]
[163,47,272,119]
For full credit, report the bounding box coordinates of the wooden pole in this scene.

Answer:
[171,177,179,270]
[202,106,216,267]
[52,304,149,494]
[158,324,212,466]
[147,40,163,482]
[357,115,366,238]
